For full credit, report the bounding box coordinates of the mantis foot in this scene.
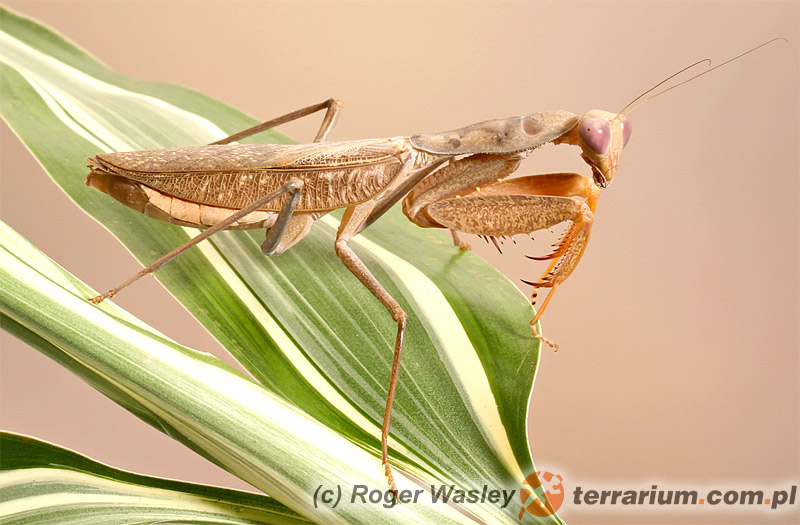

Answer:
[383,460,400,505]
[89,291,113,304]
[532,323,560,351]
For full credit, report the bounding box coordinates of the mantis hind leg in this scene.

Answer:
[210,98,344,145]
[89,179,304,303]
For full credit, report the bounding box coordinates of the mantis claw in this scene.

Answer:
[532,322,560,351]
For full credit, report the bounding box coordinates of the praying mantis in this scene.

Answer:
[86,40,781,494]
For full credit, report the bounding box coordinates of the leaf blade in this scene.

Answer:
[0,7,562,523]
[0,432,312,525]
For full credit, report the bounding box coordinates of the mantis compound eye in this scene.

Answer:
[578,117,611,154]
[621,116,632,147]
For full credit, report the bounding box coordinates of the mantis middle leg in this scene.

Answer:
[334,196,414,496]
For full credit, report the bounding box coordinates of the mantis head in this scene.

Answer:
[576,110,631,189]
[576,39,783,189]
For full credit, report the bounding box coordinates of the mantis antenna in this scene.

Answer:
[616,38,786,118]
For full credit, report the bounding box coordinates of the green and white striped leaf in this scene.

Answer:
[0,432,312,524]
[0,7,562,524]
[0,222,475,524]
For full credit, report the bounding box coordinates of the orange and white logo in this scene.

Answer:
[519,471,565,519]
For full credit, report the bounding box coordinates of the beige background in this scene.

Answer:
[1,1,798,524]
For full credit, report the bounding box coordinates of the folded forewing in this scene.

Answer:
[89,138,411,211]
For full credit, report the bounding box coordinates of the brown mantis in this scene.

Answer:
[85,40,780,494]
